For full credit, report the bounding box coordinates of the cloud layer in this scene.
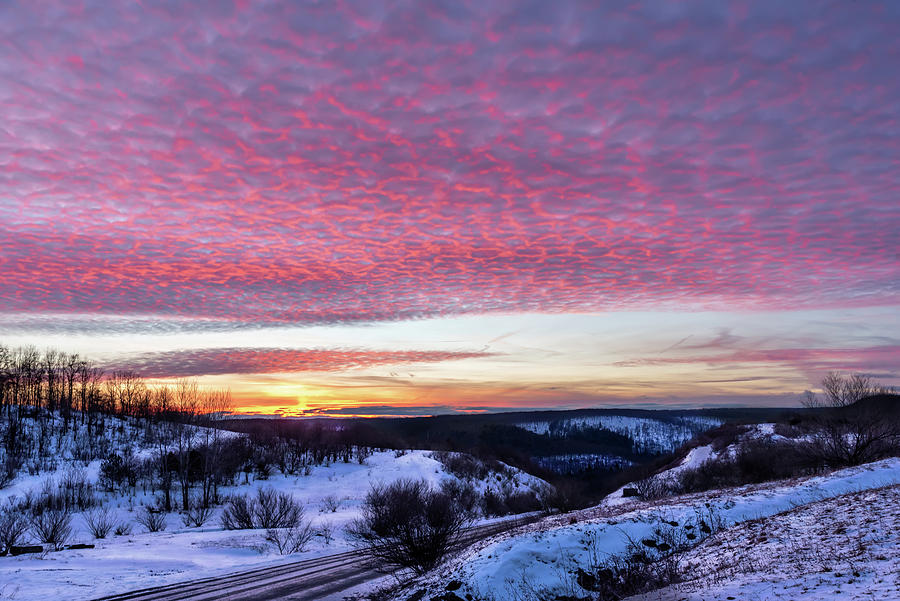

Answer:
[104,347,493,378]
[1,0,898,326]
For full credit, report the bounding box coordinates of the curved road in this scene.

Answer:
[92,517,536,601]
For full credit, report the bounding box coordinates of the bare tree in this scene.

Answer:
[173,379,200,511]
[197,389,232,507]
[803,372,899,466]
[150,386,176,511]
[810,372,886,408]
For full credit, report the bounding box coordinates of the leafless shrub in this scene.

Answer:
[440,479,480,516]
[481,487,542,517]
[347,478,472,575]
[802,373,899,467]
[59,467,96,510]
[266,522,313,554]
[30,508,72,550]
[0,504,29,555]
[182,500,213,528]
[677,439,822,494]
[431,451,507,481]
[113,521,133,536]
[706,423,750,453]
[83,507,115,539]
[135,507,167,532]
[221,493,255,530]
[221,488,304,530]
[254,488,303,529]
[318,520,335,545]
[773,422,803,438]
[321,495,341,513]
[634,475,671,501]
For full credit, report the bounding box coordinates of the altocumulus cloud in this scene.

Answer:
[0,0,898,329]
[102,347,495,378]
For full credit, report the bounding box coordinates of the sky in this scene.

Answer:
[1,0,898,416]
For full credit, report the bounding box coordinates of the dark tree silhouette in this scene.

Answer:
[347,478,472,574]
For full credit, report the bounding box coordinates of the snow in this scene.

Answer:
[437,457,900,601]
[629,484,900,600]
[0,433,545,601]
[677,444,716,472]
[601,444,718,509]
[516,414,723,454]
[602,423,788,508]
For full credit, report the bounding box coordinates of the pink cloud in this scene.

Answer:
[613,345,900,381]
[0,1,897,326]
[104,347,494,378]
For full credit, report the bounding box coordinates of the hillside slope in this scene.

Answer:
[405,457,900,601]
[630,484,899,600]
[0,413,547,601]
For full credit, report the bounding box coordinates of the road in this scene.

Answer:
[92,516,536,601]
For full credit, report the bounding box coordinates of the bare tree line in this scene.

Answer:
[0,343,235,510]
[0,343,225,425]
[0,342,390,518]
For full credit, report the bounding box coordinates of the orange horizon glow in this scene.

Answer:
[1,2,897,415]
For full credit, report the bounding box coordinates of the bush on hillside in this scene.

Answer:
[135,507,167,532]
[439,479,480,516]
[677,440,822,495]
[0,503,29,555]
[633,475,669,501]
[347,478,472,574]
[83,507,115,539]
[221,494,255,530]
[30,508,72,550]
[99,453,137,491]
[431,451,495,481]
[803,373,900,467]
[220,488,305,530]
[265,521,313,555]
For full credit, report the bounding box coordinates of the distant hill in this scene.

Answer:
[852,393,900,413]
[834,393,900,417]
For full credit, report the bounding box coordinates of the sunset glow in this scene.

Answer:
[1,1,898,415]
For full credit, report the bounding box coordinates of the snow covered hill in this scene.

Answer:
[628,483,900,600]
[0,413,547,601]
[516,414,723,454]
[601,422,776,507]
[405,456,900,601]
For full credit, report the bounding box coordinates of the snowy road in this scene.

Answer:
[91,516,536,601]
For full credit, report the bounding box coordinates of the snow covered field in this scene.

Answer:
[421,457,900,601]
[0,446,545,601]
